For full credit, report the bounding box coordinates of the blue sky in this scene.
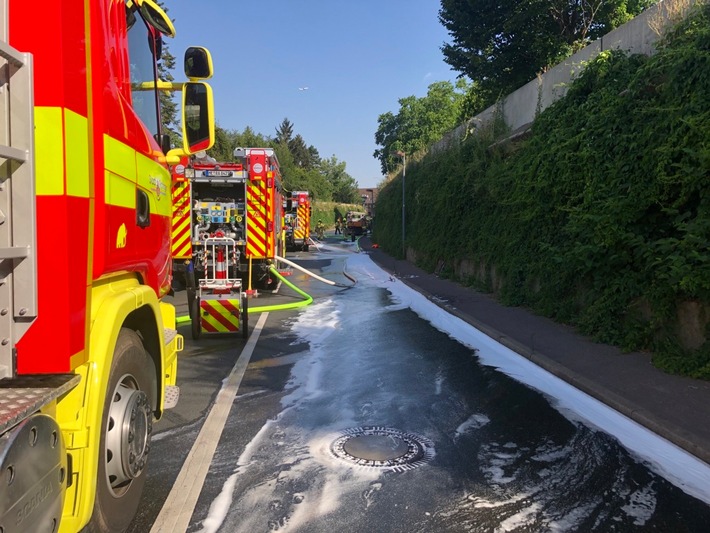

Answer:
[165,0,458,188]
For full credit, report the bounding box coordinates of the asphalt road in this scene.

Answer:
[129,239,710,533]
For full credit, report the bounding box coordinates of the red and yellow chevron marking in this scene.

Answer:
[294,203,310,240]
[199,299,241,333]
[171,181,192,259]
[246,180,271,259]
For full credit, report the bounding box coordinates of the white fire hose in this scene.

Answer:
[275,255,356,287]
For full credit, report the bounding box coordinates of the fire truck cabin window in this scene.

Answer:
[127,7,160,138]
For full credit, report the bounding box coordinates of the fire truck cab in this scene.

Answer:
[0,1,214,531]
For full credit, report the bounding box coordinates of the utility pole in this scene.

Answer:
[392,151,406,258]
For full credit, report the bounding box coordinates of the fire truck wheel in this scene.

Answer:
[191,298,201,340]
[241,294,249,340]
[86,328,154,533]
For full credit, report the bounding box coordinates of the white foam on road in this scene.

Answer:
[455,413,490,437]
[347,251,710,505]
[197,250,710,533]
[195,297,381,533]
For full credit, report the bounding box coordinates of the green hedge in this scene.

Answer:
[374,5,710,379]
[311,201,363,229]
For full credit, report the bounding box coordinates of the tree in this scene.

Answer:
[207,126,273,161]
[458,80,491,121]
[439,0,656,105]
[275,118,294,145]
[289,134,313,169]
[207,124,234,161]
[233,126,271,148]
[308,145,321,168]
[373,80,469,173]
[319,156,359,203]
[177,115,353,202]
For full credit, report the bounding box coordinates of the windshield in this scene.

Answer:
[126,6,161,138]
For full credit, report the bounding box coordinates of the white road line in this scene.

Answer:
[150,312,269,533]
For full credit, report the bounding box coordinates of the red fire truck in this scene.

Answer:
[171,147,286,339]
[0,1,214,531]
[284,191,312,252]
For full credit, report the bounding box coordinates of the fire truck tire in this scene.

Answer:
[191,298,201,340]
[302,243,309,252]
[86,328,154,533]
[241,294,249,339]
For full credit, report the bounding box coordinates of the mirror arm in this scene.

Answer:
[158,80,184,91]
[164,148,187,165]
[136,80,185,92]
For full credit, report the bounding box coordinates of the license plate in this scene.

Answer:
[204,170,233,177]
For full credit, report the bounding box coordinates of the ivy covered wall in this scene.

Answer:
[374,5,710,379]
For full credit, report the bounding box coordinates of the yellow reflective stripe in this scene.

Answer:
[104,135,135,179]
[65,110,90,198]
[104,135,171,216]
[34,107,64,196]
[106,169,135,208]
[136,151,171,217]
[105,135,136,208]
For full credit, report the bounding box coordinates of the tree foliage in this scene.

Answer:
[203,120,356,202]
[319,156,359,203]
[275,118,320,169]
[275,118,294,145]
[373,79,469,173]
[439,0,657,109]
[207,125,271,161]
[289,134,318,169]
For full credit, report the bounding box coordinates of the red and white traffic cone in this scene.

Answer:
[214,247,230,294]
[215,247,226,279]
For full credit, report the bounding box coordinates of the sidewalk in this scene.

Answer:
[359,237,710,466]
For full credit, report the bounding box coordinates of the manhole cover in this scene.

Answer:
[330,426,435,471]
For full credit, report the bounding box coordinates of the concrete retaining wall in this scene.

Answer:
[431,1,691,154]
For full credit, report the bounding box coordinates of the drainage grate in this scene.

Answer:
[330,426,435,471]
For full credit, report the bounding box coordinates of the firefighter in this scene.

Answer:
[315,219,326,240]
[334,217,342,235]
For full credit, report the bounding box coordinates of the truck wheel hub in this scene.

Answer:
[105,382,152,495]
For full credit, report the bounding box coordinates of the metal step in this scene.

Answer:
[164,385,179,409]
[0,374,81,432]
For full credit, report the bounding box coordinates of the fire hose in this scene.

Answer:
[274,255,356,288]
[175,256,355,325]
[247,266,313,313]
[175,266,314,325]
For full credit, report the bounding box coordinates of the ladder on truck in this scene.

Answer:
[0,4,38,380]
[0,5,77,437]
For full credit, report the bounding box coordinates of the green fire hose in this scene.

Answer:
[175,266,313,325]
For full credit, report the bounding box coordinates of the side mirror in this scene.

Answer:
[185,47,213,80]
[135,0,175,37]
[182,82,214,153]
